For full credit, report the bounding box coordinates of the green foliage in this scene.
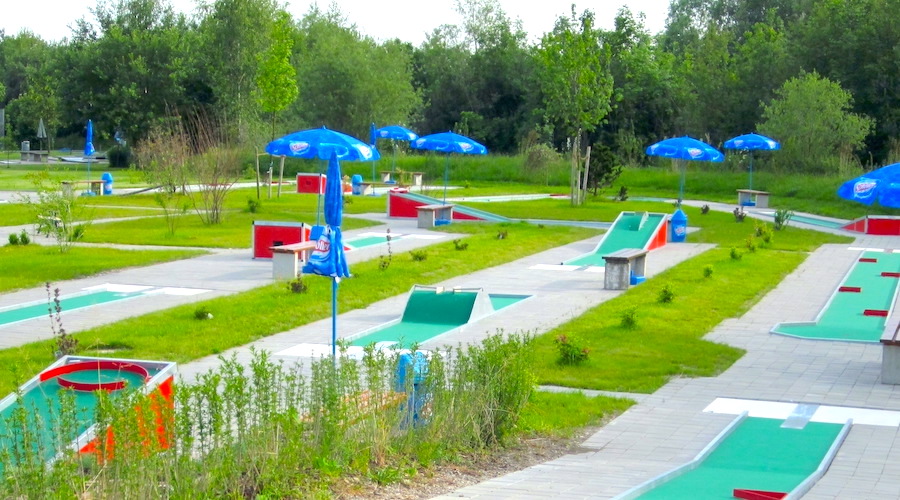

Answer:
[257,10,299,138]
[620,307,638,329]
[409,249,428,262]
[730,247,742,260]
[287,277,307,294]
[745,235,757,252]
[700,204,710,214]
[106,144,133,168]
[555,334,590,365]
[759,72,874,174]
[703,265,714,278]
[657,284,675,303]
[246,197,261,213]
[7,233,19,246]
[587,144,624,194]
[452,239,469,251]
[194,306,213,320]
[733,207,746,222]
[616,185,628,201]
[18,230,30,246]
[46,282,78,358]
[518,391,633,437]
[774,209,793,230]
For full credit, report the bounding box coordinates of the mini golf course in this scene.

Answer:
[621,415,848,500]
[566,211,668,267]
[773,250,900,342]
[349,285,529,347]
[0,356,176,474]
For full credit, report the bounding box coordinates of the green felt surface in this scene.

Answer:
[0,290,145,327]
[639,417,843,499]
[567,213,664,267]
[775,251,900,342]
[351,293,527,348]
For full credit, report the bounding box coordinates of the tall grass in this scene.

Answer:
[0,335,535,497]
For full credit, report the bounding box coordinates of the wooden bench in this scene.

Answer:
[737,189,770,208]
[416,204,454,229]
[602,248,648,290]
[61,180,105,196]
[269,241,317,279]
[881,310,900,384]
[379,171,424,186]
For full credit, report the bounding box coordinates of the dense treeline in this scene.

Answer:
[0,0,897,174]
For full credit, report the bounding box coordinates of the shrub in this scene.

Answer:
[703,265,714,278]
[657,284,675,303]
[453,239,468,251]
[554,334,590,365]
[496,230,508,240]
[194,306,213,320]
[107,144,133,168]
[246,197,261,213]
[700,204,710,215]
[8,232,19,245]
[733,207,746,222]
[620,307,638,329]
[745,236,757,252]
[287,277,307,294]
[773,209,794,230]
[18,229,30,245]
[616,185,629,201]
[730,247,743,260]
[410,250,427,262]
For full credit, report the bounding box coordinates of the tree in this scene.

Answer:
[536,8,614,204]
[257,10,298,141]
[758,72,873,174]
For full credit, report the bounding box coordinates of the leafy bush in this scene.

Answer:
[107,144,133,168]
[700,204,710,214]
[620,307,638,329]
[616,185,629,201]
[730,247,743,260]
[554,335,590,365]
[246,197,261,213]
[18,229,30,245]
[7,232,19,245]
[774,209,794,230]
[657,284,675,303]
[703,265,714,278]
[733,207,746,222]
[410,250,427,262]
[745,236,757,252]
[194,306,213,320]
[453,239,469,251]
[287,277,307,294]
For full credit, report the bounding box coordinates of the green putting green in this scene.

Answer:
[345,235,405,249]
[566,212,665,267]
[638,417,844,499]
[350,291,527,347]
[0,290,146,327]
[775,251,900,342]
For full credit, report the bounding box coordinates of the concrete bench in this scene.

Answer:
[21,151,49,162]
[380,171,424,186]
[881,313,900,384]
[61,180,105,196]
[602,248,648,290]
[269,241,317,279]
[737,189,770,208]
[416,204,454,229]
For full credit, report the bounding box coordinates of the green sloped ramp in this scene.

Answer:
[567,212,665,267]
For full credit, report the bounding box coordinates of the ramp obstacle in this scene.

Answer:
[386,190,510,223]
[566,211,668,267]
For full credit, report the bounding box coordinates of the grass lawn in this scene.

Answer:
[0,164,150,190]
[518,391,634,437]
[0,245,206,293]
[0,222,599,394]
[0,202,164,227]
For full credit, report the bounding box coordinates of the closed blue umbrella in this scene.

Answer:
[84,120,96,193]
[411,131,487,203]
[646,136,724,206]
[266,126,379,225]
[724,133,780,190]
[837,163,900,208]
[375,125,419,178]
[303,151,350,357]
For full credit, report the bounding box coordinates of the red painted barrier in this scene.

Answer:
[733,489,787,500]
[296,173,326,194]
[881,272,900,278]
[864,309,889,317]
[252,221,308,259]
[859,257,878,262]
[839,286,862,292]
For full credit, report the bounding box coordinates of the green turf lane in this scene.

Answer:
[0,290,145,327]
[639,417,843,499]
[775,251,900,342]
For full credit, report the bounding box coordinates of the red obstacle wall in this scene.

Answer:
[648,218,668,250]
[297,173,326,194]
[842,216,900,235]
[252,221,308,258]
[387,191,490,221]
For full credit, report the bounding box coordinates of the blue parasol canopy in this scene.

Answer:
[646,136,724,206]
[837,163,900,208]
[377,125,418,141]
[724,133,780,190]
[265,126,379,162]
[411,131,487,202]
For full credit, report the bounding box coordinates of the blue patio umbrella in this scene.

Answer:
[84,120,96,194]
[375,125,419,178]
[724,133,780,190]
[303,151,351,357]
[837,162,900,208]
[266,126,379,224]
[411,131,487,203]
[646,136,724,206]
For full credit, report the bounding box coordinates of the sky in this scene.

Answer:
[1,0,671,45]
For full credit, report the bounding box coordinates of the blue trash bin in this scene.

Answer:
[351,174,363,195]
[395,351,430,427]
[670,208,687,243]
[100,172,114,195]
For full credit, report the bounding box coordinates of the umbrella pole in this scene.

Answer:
[331,278,338,359]
[748,154,754,190]
[443,155,450,204]
[392,141,397,174]
[677,160,685,207]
